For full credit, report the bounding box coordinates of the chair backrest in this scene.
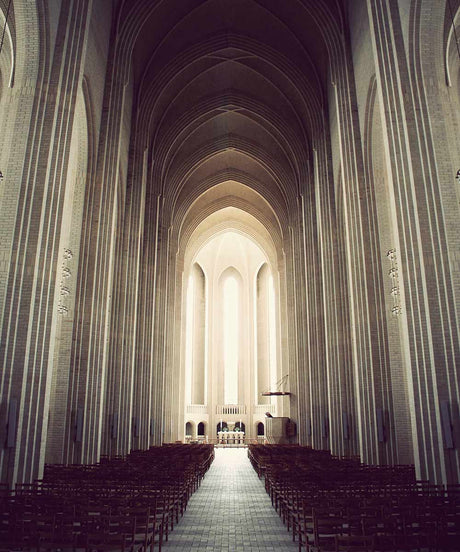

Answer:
[335,534,375,552]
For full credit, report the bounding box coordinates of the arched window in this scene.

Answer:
[184,275,194,405]
[217,421,227,433]
[235,421,245,433]
[185,264,206,405]
[197,422,205,436]
[268,274,277,391]
[223,276,239,404]
[257,422,265,436]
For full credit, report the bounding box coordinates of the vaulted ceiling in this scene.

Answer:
[117,0,344,239]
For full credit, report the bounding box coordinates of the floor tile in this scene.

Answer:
[162,448,298,551]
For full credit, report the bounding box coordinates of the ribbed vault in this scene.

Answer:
[118,0,343,228]
[181,204,281,273]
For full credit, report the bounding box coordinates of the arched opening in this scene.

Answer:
[185,263,206,405]
[197,422,205,436]
[181,214,284,443]
[257,422,265,436]
[223,274,239,405]
[234,422,245,433]
[217,421,227,433]
[185,421,194,441]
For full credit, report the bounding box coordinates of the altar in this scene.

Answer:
[217,430,245,445]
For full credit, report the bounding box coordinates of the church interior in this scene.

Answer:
[0,0,459,512]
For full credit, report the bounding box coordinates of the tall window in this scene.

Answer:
[184,275,194,405]
[184,265,206,405]
[223,276,239,404]
[268,274,277,390]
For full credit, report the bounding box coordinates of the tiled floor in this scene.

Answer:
[162,447,298,551]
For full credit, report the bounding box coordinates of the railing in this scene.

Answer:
[254,404,276,415]
[184,435,208,443]
[217,431,245,445]
[186,404,208,414]
[187,404,275,416]
[216,404,247,415]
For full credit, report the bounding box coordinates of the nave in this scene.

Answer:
[162,447,297,552]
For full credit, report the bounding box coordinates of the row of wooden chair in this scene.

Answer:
[0,444,214,551]
[248,445,459,552]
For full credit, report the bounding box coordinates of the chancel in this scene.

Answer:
[0,0,459,506]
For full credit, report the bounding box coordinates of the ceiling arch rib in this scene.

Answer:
[138,38,325,144]
[180,201,283,261]
[117,0,345,103]
[152,90,310,176]
[117,0,344,87]
[173,169,289,228]
[160,109,299,182]
[152,83,309,177]
[162,138,296,219]
[195,230,271,287]
[176,183,284,253]
[134,0,327,95]
[135,37,327,220]
[181,208,281,276]
[116,0,344,237]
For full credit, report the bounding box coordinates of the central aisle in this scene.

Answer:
[162,447,298,551]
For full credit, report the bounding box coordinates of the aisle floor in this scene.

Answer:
[162,447,298,552]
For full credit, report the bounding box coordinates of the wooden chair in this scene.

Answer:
[335,534,375,552]
[85,514,138,552]
[295,502,315,552]
[310,511,347,552]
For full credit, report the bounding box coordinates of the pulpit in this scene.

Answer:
[265,417,290,444]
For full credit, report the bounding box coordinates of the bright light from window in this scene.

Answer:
[269,274,277,390]
[185,274,194,405]
[224,276,239,404]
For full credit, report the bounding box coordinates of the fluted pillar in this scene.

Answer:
[366,0,460,484]
[0,0,93,485]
